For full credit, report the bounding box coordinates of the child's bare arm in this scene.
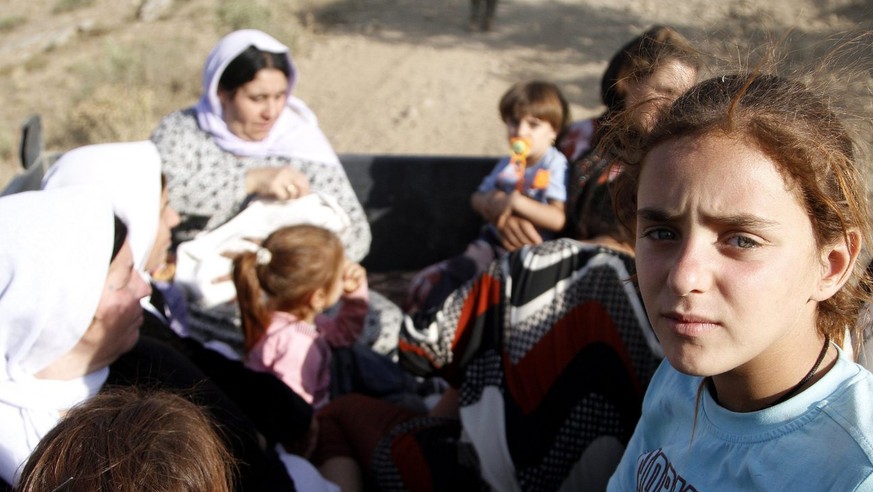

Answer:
[507,193,566,232]
[319,261,369,348]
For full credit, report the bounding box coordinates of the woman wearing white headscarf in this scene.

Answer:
[42,140,317,466]
[0,185,316,491]
[42,141,163,278]
[0,186,151,485]
[151,29,401,357]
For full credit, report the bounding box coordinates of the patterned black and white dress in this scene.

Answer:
[379,239,663,491]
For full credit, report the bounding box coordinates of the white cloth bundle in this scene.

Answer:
[175,193,351,308]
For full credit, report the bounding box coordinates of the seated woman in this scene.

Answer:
[151,28,400,355]
[41,140,314,453]
[558,26,698,162]
[16,388,234,492]
[310,172,663,491]
[0,186,310,490]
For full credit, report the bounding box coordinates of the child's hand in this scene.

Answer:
[342,261,366,294]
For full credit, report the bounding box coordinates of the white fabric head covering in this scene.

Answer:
[194,29,340,166]
[0,187,114,484]
[42,141,162,272]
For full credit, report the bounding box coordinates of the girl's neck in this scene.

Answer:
[276,305,317,325]
[709,335,837,412]
[300,311,318,324]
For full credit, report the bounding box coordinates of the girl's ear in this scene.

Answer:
[308,287,327,313]
[812,230,861,302]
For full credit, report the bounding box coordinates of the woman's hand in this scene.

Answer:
[471,190,513,224]
[485,190,514,224]
[245,166,311,201]
[341,261,366,294]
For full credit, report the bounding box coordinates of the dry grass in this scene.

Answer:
[0,0,311,186]
[0,16,28,33]
[0,0,870,189]
[64,84,158,144]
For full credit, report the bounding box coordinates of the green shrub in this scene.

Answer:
[214,0,302,52]
[54,39,194,150]
[53,0,95,14]
[0,16,26,32]
[216,1,271,31]
[60,84,157,148]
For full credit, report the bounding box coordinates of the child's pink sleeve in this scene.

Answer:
[317,278,369,348]
[248,328,320,405]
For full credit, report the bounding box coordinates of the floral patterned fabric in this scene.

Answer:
[152,108,371,262]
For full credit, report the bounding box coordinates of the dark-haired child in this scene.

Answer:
[407,80,570,313]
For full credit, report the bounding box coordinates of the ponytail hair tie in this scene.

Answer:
[255,247,272,266]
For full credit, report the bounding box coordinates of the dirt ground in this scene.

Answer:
[0,0,871,189]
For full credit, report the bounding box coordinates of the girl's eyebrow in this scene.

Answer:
[637,207,674,223]
[713,214,779,230]
[637,206,779,229]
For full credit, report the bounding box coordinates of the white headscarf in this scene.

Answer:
[42,141,162,273]
[195,29,341,166]
[0,186,114,485]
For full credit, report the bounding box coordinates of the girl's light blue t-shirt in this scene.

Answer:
[609,349,873,491]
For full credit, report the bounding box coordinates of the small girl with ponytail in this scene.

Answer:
[233,224,368,409]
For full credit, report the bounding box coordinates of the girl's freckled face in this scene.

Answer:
[635,134,822,378]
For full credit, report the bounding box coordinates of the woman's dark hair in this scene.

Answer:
[573,160,633,246]
[111,215,127,263]
[218,45,292,95]
[601,25,699,114]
